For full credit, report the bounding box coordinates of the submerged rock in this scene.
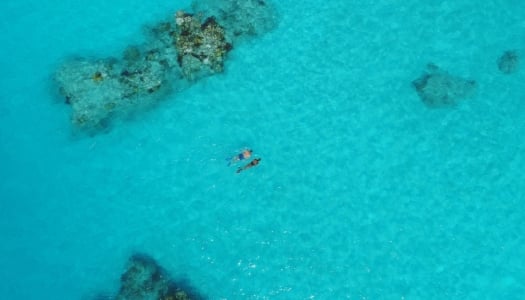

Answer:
[115,254,196,300]
[54,0,278,135]
[497,50,520,74]
[56,58,123,131]
[174,11,232,80]
[55,54,177,133]
[412,63,476,107]
[55,18,183,134]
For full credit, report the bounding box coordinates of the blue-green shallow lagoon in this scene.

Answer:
[1,0,524,299]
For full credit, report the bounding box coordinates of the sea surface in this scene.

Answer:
[1,0,524,299]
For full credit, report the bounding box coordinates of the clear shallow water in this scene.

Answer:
[1,0,525,299]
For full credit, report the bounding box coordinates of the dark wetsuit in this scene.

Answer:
[237,158,261,173]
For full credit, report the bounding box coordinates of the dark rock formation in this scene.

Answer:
[174,11,232,80]
[114,254,201,300]
[55,20,182,133]
[412,63,477,107]
[54,0,278,135]
[497,50,520,74]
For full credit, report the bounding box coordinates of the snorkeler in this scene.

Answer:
[236,158,261,173]
[228,149,252,165]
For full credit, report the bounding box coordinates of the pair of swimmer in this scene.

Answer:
[228,149,261,173]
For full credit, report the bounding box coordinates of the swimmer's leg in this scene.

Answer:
[226,156,236,166]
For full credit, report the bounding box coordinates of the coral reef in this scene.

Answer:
[54,0,278,134]
[114,254,199,300]
[497,50,520,74]
[55,21,183,133]
[412,63,477,107]
[174,11,232,80]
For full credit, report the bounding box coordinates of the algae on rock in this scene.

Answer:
[173,11,232,80]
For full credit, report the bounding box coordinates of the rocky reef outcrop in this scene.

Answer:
[54,0,278,134]
[174,11,232,80]
[412,63,477,107]
[497,50,520,74]
[107,254,202,300]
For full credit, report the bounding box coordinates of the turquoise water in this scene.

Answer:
[1,0,525,299]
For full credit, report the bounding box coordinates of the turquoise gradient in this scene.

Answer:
[1,0,524,299]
